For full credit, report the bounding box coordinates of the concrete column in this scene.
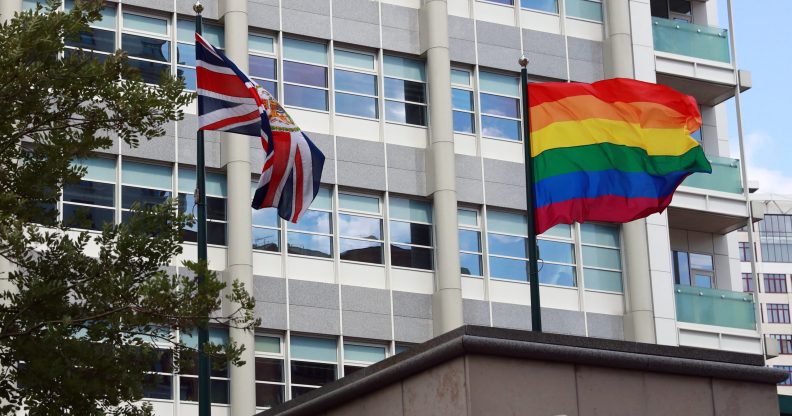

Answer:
[0,0,21,22]
[603,0,657,344]
[420,0,464,336]
[220,0,255,414]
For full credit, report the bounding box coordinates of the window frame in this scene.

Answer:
[341,341,388,377]
[458,207,483,277]
[281,37,330,113]
[767,303,791,324]
[764,273,788,294]
[383,55,428,127]
[119,9,173,84]
[249,32,279,99]
[486,210,530,283]
[388,197,435,271]
[337,191,385,265]
[285,187,334,259]
[61,158,118,232]
[333,47,379,121]
[451,67,476,135]
[254,333,286,410]
[478,70,522,142]
[579,223,624,293]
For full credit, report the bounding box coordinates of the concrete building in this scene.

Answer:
[9,0,760,414]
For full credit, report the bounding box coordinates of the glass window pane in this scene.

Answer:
[538,240,574,264]
[335,49,375,70]
[451,69,471,86]
[291,386,316,399]
[206,196,226,221]
[123,13,167,35]
[584,268,623,292]
[340,239,383,264]
[674,251,691,286]
[179,66,196,91]
[480,93,519,118]
[255,383,284,408]
[256,79,278,99]
[176,19,193,43]
[63,205,115,231]
[64,180,115,207]
[344,344,386,362]
[458,229,481,252]
[582,246,621,269]
[121,186,171,209]
[390,221,432,246]
[581,223,620,246]
[312,188,333,210]
[290,210,331,233]
[339,193,379,213]
[335,93,377,119]
[249,34,274,53]
[252,227,279,252]
[73,157,116,182]
[541,224,572,238]
[284,61,327,88]
[122,161,172,189]
[202,24,225,48]
[452,89,473,111]
[385,101,426,126]
[207,221,226,245]
[566,0,603,21]
[287,232,332,257]
[283,38,327,65]
[694,274,713,288]
[389,198,432,222]
[339,214,382,239]
[460,252,483,276]
[390,244,433,270]
[383,55,425,81]
[458,209,478,227]
[250,55,276,79]
[540,263,576,287]
[689,253,713,271]
[334,69,377,95]
[453,111,475,134]
[285,84,328,111]
[252,208,279,227]
[521,0,558,12]
[384,78,426,103]
[255,335,281,353]
[489,256,528,281]
[143,374,172,400]
[126,59,171,84]
[291,336,337,361]
[255,358,284,382]
[480,71,519,96]
[481,115,521,141]
[122,34,170,62]
[66,28,115,53]
[487,211,527,235]
[488,234,527,258]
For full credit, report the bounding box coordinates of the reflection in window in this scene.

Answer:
[343,343,386,376]
[451,69,475,134]
[389,198,433,270]
[121,12,171,84]
[180,328,230,404]
[249,33,278,98]
[289,336,337,398]
[479,72,521,141]
[458,208,482,276]
[283,38,328,111]
[581,223,623,292]
[565,0,603,22]
[672,251,714,288]
[288,188,332,258]
[487,211,528,281]
[121,160,172,223]
[252,203,280,252]
[521,0,558,13]
[334,49,378,119]
[255,335,285,409]
[64,0,117,56]
[384,56,427,126]
[339,193,383,264]
[63,158,116,231]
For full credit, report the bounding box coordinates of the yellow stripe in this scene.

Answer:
[530,118,700,158]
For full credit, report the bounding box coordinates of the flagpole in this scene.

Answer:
[520,57,542,332]
[193,2,211,416]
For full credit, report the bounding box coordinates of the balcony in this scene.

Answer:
[674,284,755,330]
[652,18,751,106]
[669,155,761,234]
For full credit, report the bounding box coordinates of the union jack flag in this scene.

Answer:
[195,33,325,223]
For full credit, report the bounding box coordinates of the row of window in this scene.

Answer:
[739,215,792,263]
[765,303,791,324]
[483,0,604,22]
[741,273,788,294]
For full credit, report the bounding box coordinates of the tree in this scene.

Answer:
[0,1,257,414]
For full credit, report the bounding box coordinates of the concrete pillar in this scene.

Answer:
[1,0,21,22]
[603,0,657,344]
[420,0,464,336]
[220,0,255,414]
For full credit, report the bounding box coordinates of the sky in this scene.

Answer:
[718,0,792,195]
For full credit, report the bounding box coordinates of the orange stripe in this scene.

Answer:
[530,95,701,133]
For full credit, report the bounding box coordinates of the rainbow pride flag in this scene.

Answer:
[529,78,711,234]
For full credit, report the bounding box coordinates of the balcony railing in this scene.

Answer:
[682,155,743,194]
[652,18,731,64]
[675,284,755,330]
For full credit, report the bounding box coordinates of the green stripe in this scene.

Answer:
[533,142,712,183]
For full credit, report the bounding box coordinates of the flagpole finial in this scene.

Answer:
[519,56,529,68]
[193,1,203,14]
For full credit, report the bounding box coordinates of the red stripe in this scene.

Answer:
[528,78,699,120]
[263,133,293,207]
[535,193,675,235]
[200,109,260,131]
[291,148,304,223]
[196,66,251,98]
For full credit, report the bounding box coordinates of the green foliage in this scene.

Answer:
[0,2,258,415]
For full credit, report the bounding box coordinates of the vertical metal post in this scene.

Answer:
[520,57,542,332]
[193,2,211,416]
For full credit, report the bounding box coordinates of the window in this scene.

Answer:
[252,200,280,253]
[565,0,603,22]
[482,0,514,4]
[334,49,378,119]
[537,225,576,287]
[458,209,482,276]
[479,72,521,141]
[521,0,558,13]
[180,328,230,404]
[487,211,529,281]
[342,343,387,376]
[289,336,337,398]
[64,0,117,57]
[249,33,278,98]
[142,349,174,400]
[767,304,791,324]
[254,335,285,409]
[384,56,427,126]
[650,0,693,22]
[338,193,384,264]
[120,160,172,223]
[389,198,434,270]
[759,215,792,263]
[176,19,224,91]
[777,366,792,386]
[451,69,475,134]
[771,335,792,355]
[287,188,333,258]
[672,251,714,288]
[178,168,227,246]
[121,12,171,84]
[765,274,788,294]
[581,223,623,292]
[283,38,328,111]
[742,273,754,293]
[63,158,116,231]
[738,242,752,262]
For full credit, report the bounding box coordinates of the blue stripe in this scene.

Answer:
[278,170,295,221]
[305,133,325,202]
[534,169,690,208]
[195,41,225,68]
[198,95,248,115]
